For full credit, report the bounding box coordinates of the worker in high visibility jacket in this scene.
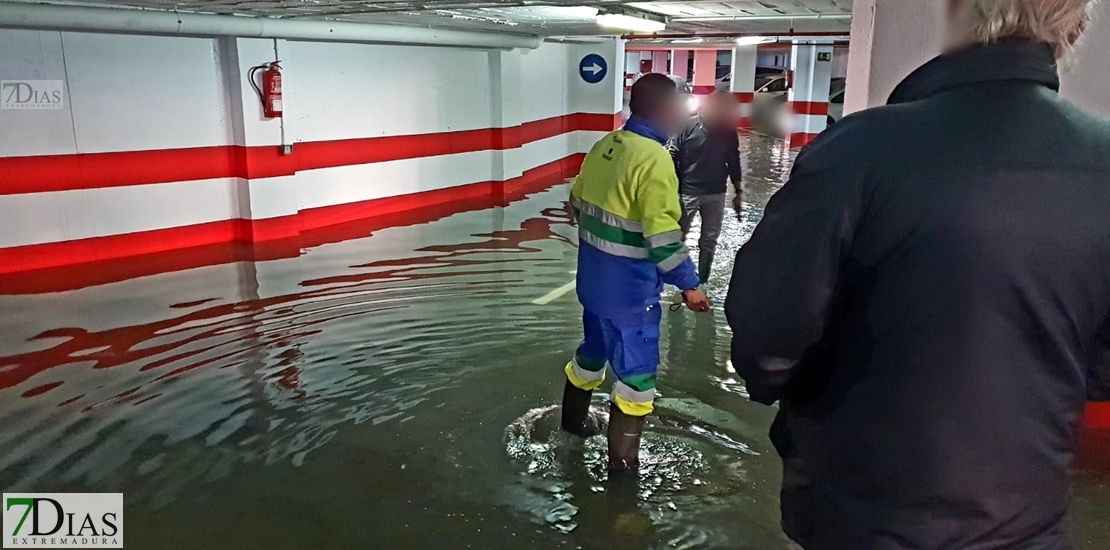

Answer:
[561,73,711,471]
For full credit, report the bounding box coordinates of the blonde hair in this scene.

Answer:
[958,0,1099,58]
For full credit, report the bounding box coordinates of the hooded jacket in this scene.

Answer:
[725,41,1110,549]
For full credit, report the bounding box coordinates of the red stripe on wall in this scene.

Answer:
[737,117,753,129]
[692,85,716,95]
[1087,402,1110,428]
[0,112,616,195]
[732,92,755,102]
[0,153,586,286]
[790,101,830,116]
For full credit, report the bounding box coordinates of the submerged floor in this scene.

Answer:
[0,134,1107,549]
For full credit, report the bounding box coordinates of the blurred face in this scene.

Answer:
[658,92,688,137]
[944,0,972,52]
[704,95,739,129]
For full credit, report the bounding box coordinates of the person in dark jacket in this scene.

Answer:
[667,90,744,283]
[725,0,1110,547]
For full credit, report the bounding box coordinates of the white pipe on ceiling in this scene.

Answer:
[0,2,544,50]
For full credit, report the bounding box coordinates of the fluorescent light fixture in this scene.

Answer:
[673,14,852,22]
[735,36,777,46]
[548,6,600,18]
[597,13,666,32]
[670,38,704,44]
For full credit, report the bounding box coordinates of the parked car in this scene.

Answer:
[715,66,788,91]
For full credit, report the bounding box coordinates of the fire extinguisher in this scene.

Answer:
[249,61,282,118]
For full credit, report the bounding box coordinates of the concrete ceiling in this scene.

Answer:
[12,0,852,37]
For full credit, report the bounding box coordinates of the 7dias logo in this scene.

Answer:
[0,81,64,110]
[3,493,122,548]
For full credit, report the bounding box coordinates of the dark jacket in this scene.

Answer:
[725,41,1110,549]
[666,116,742,196]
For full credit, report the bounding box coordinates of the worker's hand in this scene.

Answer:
[732,193,744,213]
[683,289,711,313]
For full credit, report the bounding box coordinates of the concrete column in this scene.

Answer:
[488,49,524,201]
[730,45,758,128]
[651,50,669,74]
[692,49,716,96]
[624,50,639,92]
[1061,1,1110,118]
[844,0,943,114]
[671,49,690,79]
[788,43,834,147]
[227,37,301,240]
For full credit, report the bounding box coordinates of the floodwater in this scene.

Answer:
[0,133,1107,549]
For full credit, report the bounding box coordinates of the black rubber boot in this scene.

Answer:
[697,250,715,285]
[607,402,646,470]
[561,380,601,437]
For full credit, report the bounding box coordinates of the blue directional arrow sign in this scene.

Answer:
[579,54,608,84]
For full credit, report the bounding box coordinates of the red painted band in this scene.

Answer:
[790,101,830,116]
[0,153,586,283]
[737,118,753,129]
[1087,402,1110,428]
[732,92,755,102]
[692,85,716,95]
[0,112,616,195]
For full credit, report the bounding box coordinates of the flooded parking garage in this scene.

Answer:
[0,134,1106,549]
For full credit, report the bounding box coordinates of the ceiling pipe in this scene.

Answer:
[624,41,849,51]
[0,2,544,50]
[622,31,852,40]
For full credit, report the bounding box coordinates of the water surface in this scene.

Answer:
[0,134,1106,549]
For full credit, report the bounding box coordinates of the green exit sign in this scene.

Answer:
[817,52,832,62]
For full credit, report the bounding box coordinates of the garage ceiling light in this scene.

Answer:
[735,36,777,45]
[597,13,666,32]
[673,14,851,22]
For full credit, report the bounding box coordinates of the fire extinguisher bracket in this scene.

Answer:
[248,61,283,119]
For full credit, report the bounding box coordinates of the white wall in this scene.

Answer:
[0,31,624,260]
[1061,1,1110,118]
[0,30,244,249]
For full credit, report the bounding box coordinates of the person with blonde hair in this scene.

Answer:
[725,0,1110,548]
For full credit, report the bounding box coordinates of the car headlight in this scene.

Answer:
[686,96,699,113]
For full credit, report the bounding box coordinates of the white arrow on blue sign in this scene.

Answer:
[578,54,608,84]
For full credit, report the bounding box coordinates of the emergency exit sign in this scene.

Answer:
[817,52,832,62]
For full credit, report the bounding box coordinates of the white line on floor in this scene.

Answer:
[532,270,576,305]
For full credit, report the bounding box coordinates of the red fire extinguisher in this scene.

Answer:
[250,61,283,118]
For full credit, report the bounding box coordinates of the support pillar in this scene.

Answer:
[651,50,669,74]
[624,50,639,92]
[844,0,943,114]
[671,49,690,80]
[488,49,524,201]
[787,43,833,147]
[730,45,758,129]
[691,49,716,96]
